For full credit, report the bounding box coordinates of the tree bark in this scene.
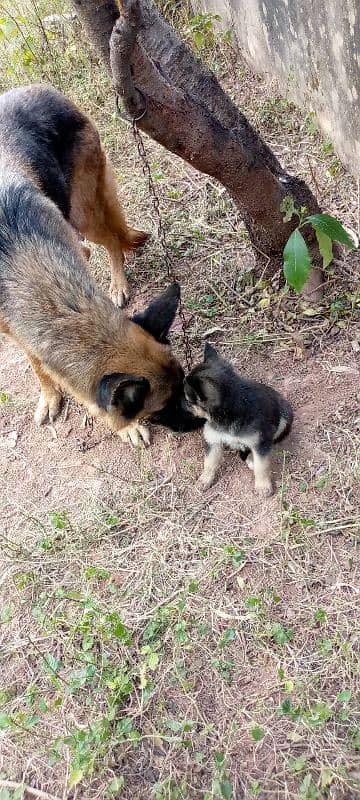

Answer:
[72,0,324,296]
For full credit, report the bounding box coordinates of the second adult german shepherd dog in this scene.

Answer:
[0,84,200,444]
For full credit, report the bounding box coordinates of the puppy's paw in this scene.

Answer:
[198,470,216,490]
[118,422,151,448]
[34,390,62,426]
[255,478,273,497]
[110,277,130,308]
[245,452,254,471]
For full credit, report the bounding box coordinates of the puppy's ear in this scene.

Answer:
[132,282,180,343]
[204,342,219,361]
[96,373,150,419]
[183,378,198,406]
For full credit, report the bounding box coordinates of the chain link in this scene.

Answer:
[129,113,193,371]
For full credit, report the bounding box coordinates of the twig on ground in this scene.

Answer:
[0,780,62,800]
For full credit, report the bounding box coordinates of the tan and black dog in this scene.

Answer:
[0,84,200,443]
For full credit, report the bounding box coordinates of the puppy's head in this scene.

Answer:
[183,343,229,421]
[96,283,203,433]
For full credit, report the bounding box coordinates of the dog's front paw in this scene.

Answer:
[255,478,273,497]
[110,276,130,308]
[198,470,216,490]
[118,422,151,448]
[34,390,62,425]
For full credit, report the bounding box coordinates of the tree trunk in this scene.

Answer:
[72,0,324,297]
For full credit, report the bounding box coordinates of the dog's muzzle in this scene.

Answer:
[149,394,204,433]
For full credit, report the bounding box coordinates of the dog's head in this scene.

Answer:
[183,343,231,421]
[96,283,203,433]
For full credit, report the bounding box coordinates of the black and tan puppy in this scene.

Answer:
[184,344,293,495]
[0,84,200,442]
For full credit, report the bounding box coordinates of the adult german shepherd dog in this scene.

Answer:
[0,84,199,444]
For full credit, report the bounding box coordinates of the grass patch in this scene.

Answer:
[0,2,359,798]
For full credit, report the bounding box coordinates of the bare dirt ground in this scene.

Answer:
[0,6,359,800]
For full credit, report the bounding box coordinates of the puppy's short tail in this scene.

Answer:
[122,228,149,251]
[274,398,293,444]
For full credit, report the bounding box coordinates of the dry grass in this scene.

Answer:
[0,2,359,799]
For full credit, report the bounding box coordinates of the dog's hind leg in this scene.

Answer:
[27,354,62,425]
[70,123,148,307]
[251,443,273,497]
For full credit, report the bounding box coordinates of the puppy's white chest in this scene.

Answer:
[203,422,259,450]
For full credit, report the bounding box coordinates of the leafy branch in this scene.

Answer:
[281,196,358,292]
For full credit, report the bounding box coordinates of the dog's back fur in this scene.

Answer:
[0,84,196,438]
[0,84,86,219]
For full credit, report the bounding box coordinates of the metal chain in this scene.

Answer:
[130,116,193,371]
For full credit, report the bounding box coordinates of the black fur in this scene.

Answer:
[150,392,205,432]
[133,282,180,344]
[185,345,293,446]
[96,373,150,419]
[0,85,86,219]
[184,345,293,494]
[0,180,96,309]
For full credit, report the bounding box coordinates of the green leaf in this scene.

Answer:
[283,229,311,292]
[314,227,333,268]
[231,549,245,568]
[314,609,327,624]
[220,780,232,799]
[193,30,204,48]
[175,620,188,644]
[272,623,293,645]
[289,754,307,773]
[250,725,265,742]
[116,716,136,739]
[307,213,356,248]
[108,776,125,793]
[68,768,84,787]
[337,689,351,705]
[305,701,332,728]
[25,714,40,728]
[0,789,11,800]
[245,596,261,609]
[214,751,225,769]
[49,511,68,529]
[0,712,11,729]
[278,698,292,715]
[166,718,182,732]
[299,773,319,799]
[1,606,12,623]
[43,653,63,674]
[280,195,296,223]
[147,652,159,670]
[219,628,236,649]
[105,514,118,526]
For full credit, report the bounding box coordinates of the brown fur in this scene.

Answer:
[69,121,148,306]
[0,85,183,440]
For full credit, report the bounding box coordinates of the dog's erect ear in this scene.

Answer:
[204,343,219,361]
[132,282,180,343]
[183,379,199,406]
[96,373,150,419]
